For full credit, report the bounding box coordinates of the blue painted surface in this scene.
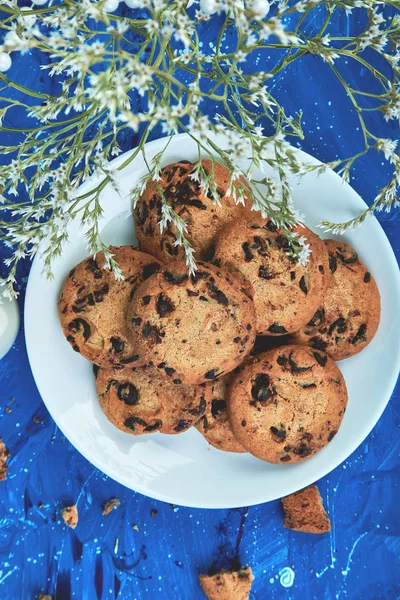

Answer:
[0,4,400,600]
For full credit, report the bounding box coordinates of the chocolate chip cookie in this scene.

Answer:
[212,217,331,335]
[291,239,381,360]
[134,160,250,262]
[95,364,212,434]
[282,484,331,534]
[227,345,348,464]
[127,261,256,385]
[195,375,246,453]
[58,246,163,366]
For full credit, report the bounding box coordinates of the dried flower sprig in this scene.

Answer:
[0,0,399,296]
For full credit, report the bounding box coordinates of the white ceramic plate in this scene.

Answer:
[25,133,400,509]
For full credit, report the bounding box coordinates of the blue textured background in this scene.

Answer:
[1,3,400,599]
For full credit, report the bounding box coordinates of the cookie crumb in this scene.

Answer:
[5,407,12,414]
[132,524,139,531]
[102,497,120,516]
[281,484,331,534]
[199,566,254,600]
[33,416,42,423]
[0,439,10,481]
[10,397,15,403]
[150,509,158,517]
[38,595,52,600]
[38,502,44,509]
[61,505,78,529]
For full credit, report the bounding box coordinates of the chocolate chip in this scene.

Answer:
[120,355,140,364]
[241,420,247,427]
[131,317,142,326]
[208,284,228,306]
[69,268,76,278]
[280,454,291,463]
[307,308,325,328]
[318,265,324,272]
[190,270,208,284]
[337,248,358,264]
[145,420,162,432]
[110,337,124,353]
[125,416,146,431]
[299,275,308,294]
[266,220,278,232]
[142,322,153,337]
[204,244,215,262]
[364,272,371,283]
[68,318,90,340]
[251,373,275,405]
[142,295,151,305]
[93,364,99,378]
[328,317,347,336]
[329,254,337,273]
[301,383,316,388]
[117,383,139,405]
[164,270,188,284]
[186,289,199,297]
[156,294,175,317]
[270,426,286,440]
[328,430,338,442]
[173,379,182,385]
[211,399,226,418]
[310,336,328,351]
[188,396,207,417]
[277,355,288,366]
[288,351,312,372]
[173,419,192,432]
[313,351,328,367]
[87,258,103,279]
[199,296,209,302]
[259,266,275,279]
[143,262,161,280]
[204,369,222,381]
[242,242,253,262]
[268,323,287,335]
[292,444,312,457]
[136,200,148,227]
[165,367,175,376]
[351,323,367,345]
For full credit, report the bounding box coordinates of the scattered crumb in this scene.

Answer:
[0,439,10,482]
[38,595,52,600]
[38,502,44,509]
[5,407,12,414]
[150,509,158,517]
[114,537,119,554]
[61,505,78,529]
[199,566,254,600]
[281,484,331,534]
[10,397,15,403]
[33,416,41,423]
[102,497,120,516]
[132,524,139,531]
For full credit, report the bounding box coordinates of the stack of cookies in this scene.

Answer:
[58,160,381,465]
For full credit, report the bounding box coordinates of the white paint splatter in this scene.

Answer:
[279,567,295,588]
[341,532,368,577]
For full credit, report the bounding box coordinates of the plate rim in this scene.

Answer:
[24,133,400,509]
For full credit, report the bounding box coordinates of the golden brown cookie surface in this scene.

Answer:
[195,375,246,453]
[58,246,163,367]
[95,364,212,435]
[227,345,348,464]
[134,160,250,262]
[127,261,256,385]
[212,218,331,335]
[291,239,381,360]
[282,484,331,534]
[198,566,254,600]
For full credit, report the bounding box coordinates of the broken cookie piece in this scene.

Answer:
[199,566,253,600]
[0,438,10,481]
[61,505,78,529]
[282,484,331,534]
[102,497,120,516]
